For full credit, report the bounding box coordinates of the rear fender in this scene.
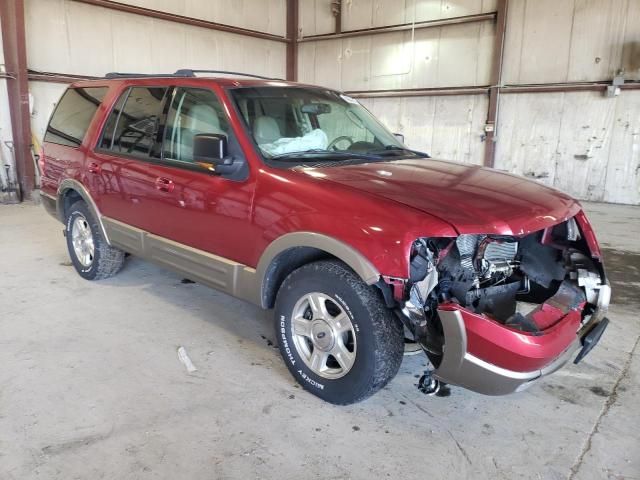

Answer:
[57,179,110,243]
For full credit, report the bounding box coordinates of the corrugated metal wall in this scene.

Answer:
[299,0,640,205]
[496,0,640,205]
[1,0,638,204]
[299,0,496,90]
[23,0,287,150]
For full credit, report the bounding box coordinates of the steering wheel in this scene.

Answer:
[328,135,354,151]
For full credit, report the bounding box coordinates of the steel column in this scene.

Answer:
[483,0,508,168]
[0,0,34,201]
[332,0,342,34]
[286,0,299,81]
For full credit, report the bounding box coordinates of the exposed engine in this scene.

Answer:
[401,217,607,363]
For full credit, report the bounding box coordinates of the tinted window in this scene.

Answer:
[44,87,108,147]
[101,87,168,158]
[99,91,128,150]
[163,88,231,163]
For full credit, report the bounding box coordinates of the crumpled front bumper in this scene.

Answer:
[432,284,611,395]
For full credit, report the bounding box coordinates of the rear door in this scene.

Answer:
[86,86,170,229]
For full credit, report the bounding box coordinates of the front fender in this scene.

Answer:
[256,231,380,286]
[258,210,455,281]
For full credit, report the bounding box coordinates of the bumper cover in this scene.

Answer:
[433,284,611,395]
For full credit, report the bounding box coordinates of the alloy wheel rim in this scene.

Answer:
[291,292,357,379]
[71,216,95,267]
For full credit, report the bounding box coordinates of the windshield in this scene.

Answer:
[230,86,412,163]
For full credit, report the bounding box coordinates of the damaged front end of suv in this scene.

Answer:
[397,212,611,395]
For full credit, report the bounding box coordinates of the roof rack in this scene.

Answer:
[104,69,282,80]
[104,72,182,79]
[175,69,281,80]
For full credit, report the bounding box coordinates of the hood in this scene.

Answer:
[297,159,580,235]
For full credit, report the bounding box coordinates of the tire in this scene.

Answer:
[275,260,404,405]
[65,200,125,280]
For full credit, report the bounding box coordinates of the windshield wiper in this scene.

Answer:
[270,149,383,162]
[365,145,430,158]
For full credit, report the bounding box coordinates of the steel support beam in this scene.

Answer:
[286,0,299,81]
[299,12,496,43]
[70,0,286,43]
[332,0,342,34]
[1,0,34,201]
[27,70,99,84]
[483,0,508,168]
[500,82,640,94]
[26,68,640,95]
[347,86,489,98]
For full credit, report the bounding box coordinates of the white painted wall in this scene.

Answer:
[23,0,287,157]
[495,90,640,205]
[360,94,488,165]
[496,0,640,205]
[298,0,640,204]
[25,0,287,78]
[300,0,498,36]
[298,21,495,91]
[503,0,640,84]
[121,0,286,36]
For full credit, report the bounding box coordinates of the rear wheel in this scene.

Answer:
[65,200,125,280]
[275,260,404,404]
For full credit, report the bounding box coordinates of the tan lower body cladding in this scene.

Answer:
[102,217,261,305]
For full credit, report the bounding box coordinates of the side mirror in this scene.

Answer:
[393,133,405,144]
[193,133,228,162]
[192,133,243,177]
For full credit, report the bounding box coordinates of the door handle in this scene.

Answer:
[87,162,101,174]
[155,177,175,193]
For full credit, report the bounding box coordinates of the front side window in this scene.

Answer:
[163,88,231,163]
[44,87,108,147]
[230,86,411,163]
[100,87,168,158]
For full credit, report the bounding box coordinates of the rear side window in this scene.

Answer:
[44,87,108,147]
[99,87,168,158]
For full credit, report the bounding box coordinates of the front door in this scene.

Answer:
[90,85,256,266]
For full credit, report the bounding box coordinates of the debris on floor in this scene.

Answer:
[177,346,198,373]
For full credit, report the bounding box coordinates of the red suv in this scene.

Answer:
[40,70,611,404]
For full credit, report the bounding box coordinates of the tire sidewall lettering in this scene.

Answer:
[280,313,327,391]
[334,293,360,333]
[66,208,96,276]
[279,315,296,367]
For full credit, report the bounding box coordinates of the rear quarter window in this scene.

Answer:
[44,87,108,147]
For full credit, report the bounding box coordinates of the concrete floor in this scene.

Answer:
[1,201,638,480]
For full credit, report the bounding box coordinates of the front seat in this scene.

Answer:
[181,104,223,161]
[253,116,281,144]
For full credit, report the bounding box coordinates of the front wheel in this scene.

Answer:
[275,260,404,404]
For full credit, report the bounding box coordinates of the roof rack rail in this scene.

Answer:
[103,70,282,80]
[174,69,281,80]
[104,71,193,79]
